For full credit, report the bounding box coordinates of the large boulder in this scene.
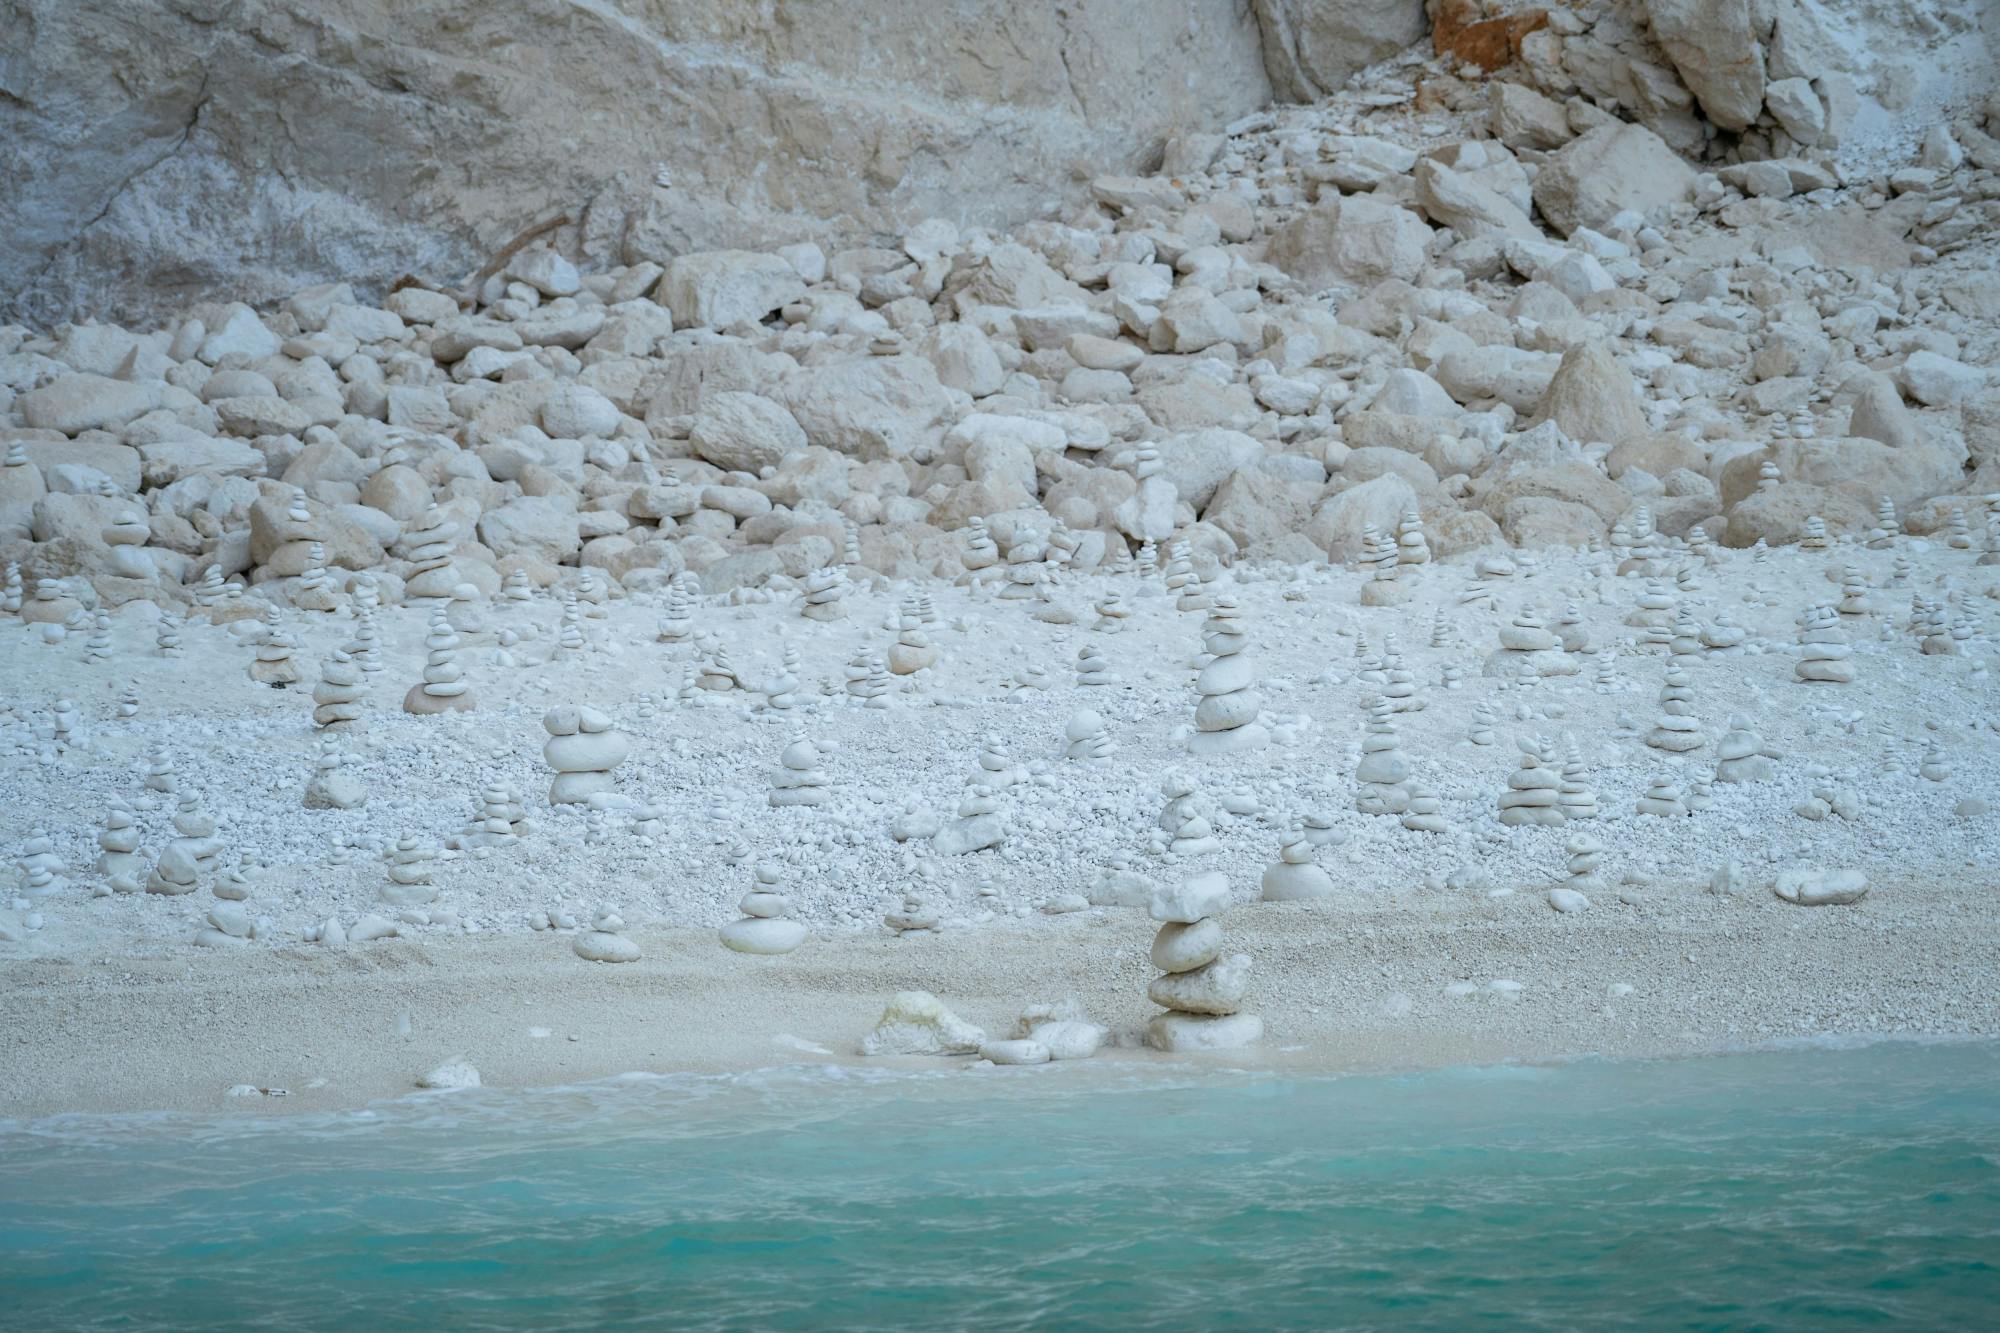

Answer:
[1722,483,1872,548]
[656,251,805,330]
[1529,342,1649,445]
[1718,437,1967,512]
[1413,158,1539,239]
[478,495,581,565]
[1158,428,1265,511]
[1302,472,1417,562]
[21,374,165,435]
[779,356,957,460]
[1531,124,1696,236]
[1253,0,1429,101]
[1644,0,1765,133]
[688,392,808,473]
[1265,192,1431,289]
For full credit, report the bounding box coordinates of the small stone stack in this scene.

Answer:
[1063,709,1116,761]
[1396,510,1429,565]
[95,803,143,883]
[249,620,302,687]
[887,617,938,674]
[1486,605,1574,678]
[303,733,368,809]
[1636,778,1689,817]
[1498,737,1564,826]
[1260,826,1333,901]
[543,705,629,804]
[770,738,831,808]
[763,641,802,709]
[383,835,438,906]
[1558,739,1598,819]
[1075,643,1115,686]
[799,566,849,621]
[1865,496,1898,549]
[459,785,533,848]
[293,542,339,612]
[1145,873,1261,1052]
[961,517,1000,573]
[657,579,696,641]
[720,863,809,955]
[1549,834,1602,913]
[1836,566,1873,617]
[1714,715,1777,783]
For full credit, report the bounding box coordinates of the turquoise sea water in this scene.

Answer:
[2,1041,1997,1330]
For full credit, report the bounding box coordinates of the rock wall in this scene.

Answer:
[2,0,1288,329]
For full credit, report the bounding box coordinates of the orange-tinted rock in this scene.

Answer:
[1429,0,1548,72]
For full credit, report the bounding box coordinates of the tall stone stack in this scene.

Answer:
[1188,596,1266,756]
[1795,604,1855,683]
[398,503,462,600]
[1144,872,1261,1053]
[402,606,474,713]
[1354,694,1411,815]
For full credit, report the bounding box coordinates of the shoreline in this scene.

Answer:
[8,877,1995,1121]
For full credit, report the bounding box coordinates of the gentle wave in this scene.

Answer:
[3,1041,1997,1330]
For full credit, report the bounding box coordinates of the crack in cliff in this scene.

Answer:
[21,74,213,307]
[1051,6,1089,122]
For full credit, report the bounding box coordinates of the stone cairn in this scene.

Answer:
[763,641,802,709]
[95,802,143,887]
[249,618,302,687]
[1558,739,1598,819]
[403,606,475,713]
[398,503,462,599]
[1145,872,1261,1052]
[543,705,628,804]
[1401,785,1448,833]
[1260,824,1333,901]
[769,737,831,808]
[1498,736,1564,826]
[312,650,365,728]
[657,579,696,642]
[719,863,808,955]
[1354,695,1412,815]
[1075,643,1115,687]
[1645,665,1703,753]
[458,785,533,849]
[1063,709,1116,761]
[383,835,438,907]
[1714,715,1777,783]
[1548,834,1603,913]
[1795,604,1855,683]
[293,542,339,612]
[887,615,938,675]
[303,733,368,809]
[1636,777,1689,817]
[961,517,1000,575]
[1188,595,1266,755]
[799,566,849,621]
[1396,510,1429,565]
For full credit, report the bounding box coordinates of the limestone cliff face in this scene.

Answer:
[0,0,1286,327]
